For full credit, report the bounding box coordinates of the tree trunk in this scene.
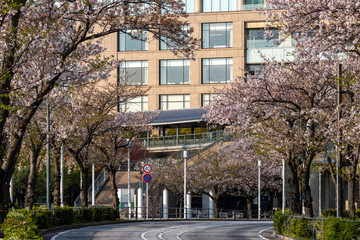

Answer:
[246,198,253,219]
[80,166,90,208]
[349,146,359,219]
[25,153,38,210]
[0,175,11,223]
[53,146,61,207]
[286,161,301,214]
[300,169,313,217]
[109,168,119,211]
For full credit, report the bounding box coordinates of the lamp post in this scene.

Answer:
[60,144,64,207]
[257,160,263,220]
[127,139,133,220]
[336,64,343,218]
[46,102,51,210]
[282,159,286,214]
[183,150,188,219]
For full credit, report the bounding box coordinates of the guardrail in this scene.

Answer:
[138,130,226,148]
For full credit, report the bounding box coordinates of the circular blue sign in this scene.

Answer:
[143,174,152,183]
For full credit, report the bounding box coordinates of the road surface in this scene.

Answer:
[50,220,274,240]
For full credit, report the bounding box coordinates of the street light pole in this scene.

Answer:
[257,160,263,220]
[46,102,51,210]
[282,159,286,214]
[183,150,188,219]
[92,163,95,206]
[127,139,133,220]
[336,64,343,218]
[60,144,64,207]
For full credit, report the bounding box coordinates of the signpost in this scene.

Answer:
[142,164,152,219]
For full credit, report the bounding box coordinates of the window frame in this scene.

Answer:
[202,22,233,49]
[118,60,148,85]
[202,58,233,84]
[160,59,190,85]
[159,94,190,110]
[118,30,148,52]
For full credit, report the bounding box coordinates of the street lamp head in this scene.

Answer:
[257,160,263,167]
[183,150,189,158]
[125,139,133,148]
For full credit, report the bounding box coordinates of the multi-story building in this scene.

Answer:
[102,0,295,113]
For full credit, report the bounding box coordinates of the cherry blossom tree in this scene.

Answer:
[265,0,360,218]
[226,138,282,218]
[206,58,338,217]
[93,114,153,211]
[0,0,198,221]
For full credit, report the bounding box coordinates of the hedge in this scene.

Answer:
[1,206,119,239]
[273,211,360,240]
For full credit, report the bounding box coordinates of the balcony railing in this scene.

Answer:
[138,130,226,148]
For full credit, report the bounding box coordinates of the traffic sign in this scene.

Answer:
[143,174,152,183]
[143,164,152,173]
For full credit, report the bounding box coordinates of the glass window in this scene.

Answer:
[120,96,148,112]
[202,23,232,48]
[160,94,190,110]
[203,0,237,12]
[118,31,148,51]
[160,25,190,50]
[246,29,280,48]
[243,0,264,10]
[201,94,219,106]
[184,0,195,13]
[160,60,190,85]
[119,61,148,85]
[246,64,264,75]
[202,58,233,84]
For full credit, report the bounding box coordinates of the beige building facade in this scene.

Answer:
[102,0,293,112]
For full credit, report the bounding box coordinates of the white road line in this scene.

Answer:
[50,229,73,240]
[158,229,175,240]
[257,227,274,240]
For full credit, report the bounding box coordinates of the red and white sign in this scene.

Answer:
[143,164,152,173]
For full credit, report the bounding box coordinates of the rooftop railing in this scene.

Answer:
[138,130,226,149]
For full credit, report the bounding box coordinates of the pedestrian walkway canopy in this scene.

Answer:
[150,108,207,128]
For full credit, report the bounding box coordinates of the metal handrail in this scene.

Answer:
[138,130,226,148]
[74,168,110,207]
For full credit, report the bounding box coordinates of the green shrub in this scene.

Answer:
[91,207,103,222]
[34,210,51,229]
[322,209,336,217]
[2,209,42,240]
[273,211,289,235]
[356,209,360,220]
[79,207,93,222]
[323,216,341,239]
[55,206,76,225]
[288,217,312,239]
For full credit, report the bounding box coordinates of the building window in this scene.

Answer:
[246,29,280,48]
[118,31,148,51]
[203,0,237,12]
[202,58,233,84]
[160,60,190,85]
[202,23,232,49]
[120,96,148,112]
[160,94,190,110]
[243,0,264,10]
[160,25,190,50]
[201,94,219,106]
[246,64,264,75]
[184,0,195,13]
[119,61,148,85]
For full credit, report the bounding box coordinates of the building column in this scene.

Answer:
[137,187,143,219]
[194,0,202,13]
[186,193,192,219]
[163,188,169,219]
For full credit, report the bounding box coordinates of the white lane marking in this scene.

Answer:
[141,226,178,240]
[50,229,73,240]
[158,229,175,240]
[257,227,274,240]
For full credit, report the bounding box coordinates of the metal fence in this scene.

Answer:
[121,207,274,220]
[138,131,226,148]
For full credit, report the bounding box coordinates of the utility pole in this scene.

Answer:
[257,160,263,220]
[46,102,51,210]
[60,144,64,207]
[336,64,343,218]
[127,139,133,220]
[183,150,188,219]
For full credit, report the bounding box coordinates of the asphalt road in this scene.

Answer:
[50,221,274,240]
